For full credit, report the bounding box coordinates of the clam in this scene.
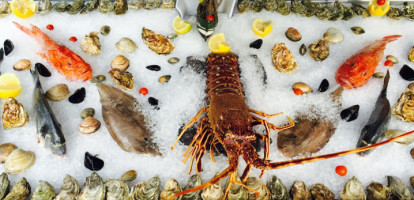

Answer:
[68,87,86,104]
[310,184,334,200]
[0,173,9,199]
[79,117,101,134]
[411,148,414,159]
[13,59,32,71]
[98,0,113,13]
[386,55,398,64]
[113,0,127,15]
[158,75,171,84]
[160,178,182,200]
[227,175,247,200]
[290,180,311,200]
[120,170,137,182]
[77,172,105,200]
[84,152,104,171]
[2,98,29,130]
[201,173,224,200]
[109,69,134,90]
[373,72,385,78]
[299,44,307,56]
[309,39,329,61]
[285,27,302,42]
[91,75,106,83]
[246,177,271,200]
[323,28,344,44]
[0,143,17,163]
[366,181,391,200]
[81,32,101,55]
[100,25,111,36]
[393,83,414,122]
[340,176,366,200]
[271,43,298,73]
[266,175,288,200]
[387,176,414,199]
[46,84,70,101]
[4,148,35,174]
[409,47,414,63]
[115,37,137,53]
[129,176,160,200]
[81,108,95,119]
[182,175,202,200]
[142,27,174,55]
[292,82,312,94]
[168,57,180,64]
[386,129,414,145]
[31,181,55,200]
[351,26,365,35]
[3,177,30,200]
[111,55,130,71]
[55,174,80,200]
[105,179,129,200]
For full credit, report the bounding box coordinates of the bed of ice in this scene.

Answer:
[0,5,414,197]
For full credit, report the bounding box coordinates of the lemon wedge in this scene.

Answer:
[173,16,193,35]
[368,0,390,16]
[252,19,273,37]
[0,73,22,99]
[208,33,231,53]
[10,0,36,18]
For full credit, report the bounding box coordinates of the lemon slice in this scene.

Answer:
[208,33,231,53]
[252,19,273,37]
[10,0,37,18]
[0,73,22,99]
[173,16,192,35]
[368,0,390,16]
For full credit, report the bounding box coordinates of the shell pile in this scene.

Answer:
[142,27,174,55]
[2,98,29,130]
[271,43,298,73]
[393,83,414,122]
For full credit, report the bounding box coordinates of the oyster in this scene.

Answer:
[46,84,70,101]
[386,129,414,145]
[37,0,52,14]
[409,47,414,63]
[251,0,264,12]
[340,176,366,200]
[2,98,29,130]
[4,177,30,200]
[114,0,127,15]
[291,0,306,15]
[128,176,160,200]
[81,32,101,55]
[77,172,105,200]
[182,175,202,200]
[160,178,182,200]
[338,1,354,20]
[120,170,137,182]
[411,177,414,190]
[310,184,335,200]
[237,0,249,13]
[144,0,160,9]
[31,181,55,200]
[264,0,277,11]
[80,0,98,13]
[67,0,84,14]
[55,175,80,200]
[366,181,391,200]
[4,148,35,174]
[105,179,129,200]
[161,0,175,9]
[302,0,315,17]
[271,43,298,73]
[129,0,144,9]
[246,177,270,200]
[403,2,414,20]
[266,175,288,200]
[290,180,311,200]
[0,0,10,17]
[98,0,114,13]
[309,39,329,61]
[227,174,247,200]
[276,0,290,15]
[201,174,224,200]
[115,37,137,53]
[327,1,345,21]
[142,27,174,55]
[388,176,414,199]
[388,7,404,20]
[0,173,9,199]
[53,0,70,12]
[393,83,414,122]
[352,3,370,17]
[108,69,134,90]
[314,3,330,20]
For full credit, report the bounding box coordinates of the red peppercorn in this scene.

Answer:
[384,60,394,67]
[139,88,148,95]
[46,24,54,31]
[206,15,214,22]
[293,88,303,95]
[69,37,77,42]
[335,165,347,176]
[377,0,385,6]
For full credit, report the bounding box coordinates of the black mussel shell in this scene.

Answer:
[69,87,86,104]
[340,105,359,122]
[35,63,52,77]
[318,79,329,92]
[249,39,263,49]
[148,97,159,110]
[0,48,3,63]
[84,152,104,171]
[146,65,161,71]
[400,64,414,81]
[4,40,14,56]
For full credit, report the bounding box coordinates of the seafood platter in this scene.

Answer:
[4,0,414,198]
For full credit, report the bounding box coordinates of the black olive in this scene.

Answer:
[69,87,86,104]
[249,39,263,49]
[318,79,329,92]
[340,105,359,122]
[146,65,161,71]
[4,40,14,56]
[35,63,52,77]
[84,152,104,171]
[400,64,414,81]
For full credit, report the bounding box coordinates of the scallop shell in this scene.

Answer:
[105,179,129,200]
[81,32,101,55]
[340,176,366,200]
[182,175,202,200]
[115,38,137,53]
[77,172,105,200]
[0,143,17,163]
[227,174,247,200]
[55,174,80,200]
[387,176,414,199]
[108,69,134,90]
[290,180,311,200]
[393,83,414,122]
[160,178,182,200]
[266,175,288,200]
[201,173,224,200]
[142,27,174,55]
[366,181,391,200]
[309,39,329,61]
[245,177,271,200]
[31,181,55,200]
[4,148,35,174]
[128,176,160,200]
[271,43,298,73]
[2,98,29,130]
[4,177,30,200]
[385,129,414,145]
[0,173,10,199]
[46,84,70,101]
[310,184,335,200]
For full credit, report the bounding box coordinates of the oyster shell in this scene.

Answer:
[290,180,311,200]
[4,177,30,200]
[310,184,335,200]
[77,172,105,200]
[366,181,391,200]
[55,174,80,200]
[120,170,137,182]
[271,43,298,73]
[182,175,202,200]
[340,176,366,200]
[128,176,160,200]
[142,27,174,55]
[302,0,315,17]
[227,175,247,200]
[251,0,264,12]
[0,173,10,199]
[388,176,414,199]
[201,173,224,200]
[352,3,370,17]
[67,0,84,14]
[0,0,10,17]
[237,0,249,13]
[411,176,414,190]
[53,0,70,12]
[266,175,288,200]
[393,83,414,122]
[388,7,404,20]
[4,148,35,174]
[291,0,306,15]
[161,0,175,9]
[246,177,270,200]
[115,37,137,53]
[129,0,144,9]
[2,98,29,130]
[160,178,182,200]
[113,0,127,15]
[31,181,55,200]
[46,84,70,101]
[144,0,160,9]
[264,0,277,11]
[80,0,98,13]
[108,69,134,90]
[105,179,129,200]
[403,2,414,20]
[313,3,330,20]
[277,0,290,15]
[81,32,101,55]
[37,0,52,14]
[386,129,414,145]
[309,39,329,61]
[0,143,17,163]
[98,0,114,13]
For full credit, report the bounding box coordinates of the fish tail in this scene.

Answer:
[382,35,402,43]
[13,22,55,47]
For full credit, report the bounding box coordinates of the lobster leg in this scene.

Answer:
[249,109,283,118]
[251,116,295,132]
[172,107,208,150]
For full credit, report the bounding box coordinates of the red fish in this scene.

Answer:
[335,35,401,89]
[13,22,92,81]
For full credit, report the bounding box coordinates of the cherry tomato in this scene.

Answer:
[377,0,385,6]
[335,165,347,176]
[69,37,78,42]
[384,60,394,67]
[293,88,303,96]
[139,87,148,95]
[46,24,54,31]
[206,15,214,22]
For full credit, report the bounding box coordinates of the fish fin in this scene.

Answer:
[382,35,402,43]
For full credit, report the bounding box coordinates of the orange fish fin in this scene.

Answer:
[382,35,402,43]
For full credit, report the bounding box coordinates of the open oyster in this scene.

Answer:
[142,27,174,55]
[2,98,29,130]
[271,43,298,73]
[393,83,414,122]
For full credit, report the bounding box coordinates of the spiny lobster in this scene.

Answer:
[170,52,414,199]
